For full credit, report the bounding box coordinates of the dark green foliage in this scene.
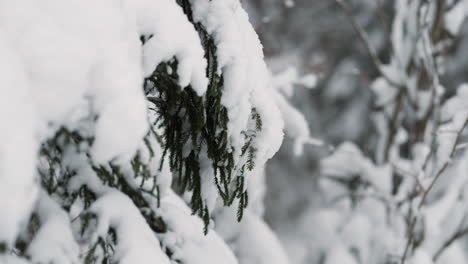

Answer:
[84,236,114,264]
[34,129,168,263]
[38,128,82,196]
[144,0,263,231]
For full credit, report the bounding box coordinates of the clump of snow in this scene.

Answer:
[444,0,468,35]
[298,74,317,88]
[89,191,170,264]
[123,0,208,96]
[321,142,392,193]
[371,77,398,107]
[273,90,323,156]
[272,67,317,97]
[270,65,323,155]
[440,84,468,122]
[434,85,468,172]
[155,191,238,264]
[321,142,369,179]
[27,191,79,264]
[190,0,284,169]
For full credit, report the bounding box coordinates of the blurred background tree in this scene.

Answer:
[245,0,468,263]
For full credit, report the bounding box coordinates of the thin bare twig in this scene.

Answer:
[401,119,468,263]
[433,219,468,260]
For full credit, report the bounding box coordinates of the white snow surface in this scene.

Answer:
[0,256,30,264]
[234,212,290,264]
[0,28,39,247]
[90,191,170,264]
[27,191,79,264]
[445,0,468,35]
[213,207,290,264]
[156,191,239,264]
[325,245,358,264]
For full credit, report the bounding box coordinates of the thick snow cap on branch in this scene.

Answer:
[270,66,321,155]
[190,0,284,166]
[90,191,170,264]
[123,0,208,95]
[321,142,392,193]
[156,191,238,264]
[436,84,468,171]
[26,191,79,264]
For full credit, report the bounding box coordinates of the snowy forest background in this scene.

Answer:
[2,0,468,264]
[249,0,468,263]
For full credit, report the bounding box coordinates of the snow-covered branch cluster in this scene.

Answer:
[0,0,297,263]
[312,0,468,263]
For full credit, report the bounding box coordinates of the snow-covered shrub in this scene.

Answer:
[0,0,293,263]
[312,0,468,263]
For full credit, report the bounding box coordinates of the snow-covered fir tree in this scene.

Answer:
[0,0,314,263]
[7,0,468,264]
